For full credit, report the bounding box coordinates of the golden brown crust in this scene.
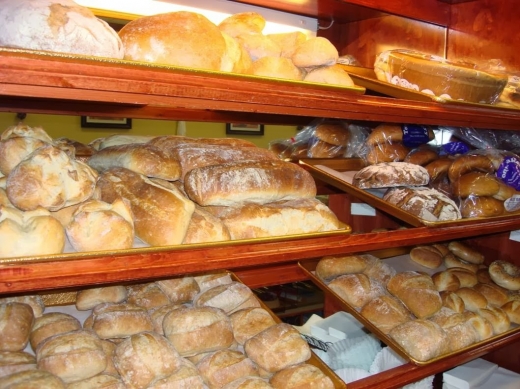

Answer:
[448,154,495,183]
[444,253,479,273]
[424,157,453,182]
[366,142,410,164]
[432,271,461,292]
[404,147,439,166]
[447,241,485,264]
[410,246,444,269]
[365,124,404,146]
[460,196,505,218]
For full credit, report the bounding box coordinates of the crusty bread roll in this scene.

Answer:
[244,323,311,373]
[365,124,404,146]
[429,308,478,352]
[314,123,351,146]
[184,160,316,207]
[440,291,465,313]
[307,139,345,158]
[444,253,479,273]
[36,329,107,383]
[29,312,81,351]
[501,300,520,324]
[365,142,410,164]
[0,303,34,352]
[0,295,44,318]
[156,277,200,304]
[410,246,443,269]
[477,267,493,284]
[462,311,494,341]
[53,138,96,164]
[75,285,128,311]
[477,306,510,334]
[460,196,505,218]
[218,12,266,37]
[229,307,277,345]
[206,198,341,240]
[221,32,253,74]
[193,282,259,315]
[66,374,125,389]
[162,306,234,357]
[363,257,397,286]
[119,11,226,71]
[447,241,485,264]
[0,351,36,378]
[445,267,478,287]
[87,143,182,181]
[182,205,231,244]
[432,271,461,292]
[291,37,338,68]
[113,331,184,389]
[360,295,412,334]
[236,34,281,61]
[0,369,65,388]
[194,273,233,293]
[328,273,386,309]
[404,147,439,166]
[6,145,98,212]
[267,31,307,58]
[127,282,170,310]
[424,157,453,182]
[474,282,509,307]
[269,363,334,389]
[250,56,302,80]
[448,154,495,183]
[454,287,488,312]
[97,168,195,246]
[352,162,429,189]
[304,64,355,87]
[0,0,124,58]
[89,303,154,340]
[149,304,185,335]
[315,254,378,282]
[98,339,118,377]
[453,171,501,198]
[223,376,272,389]
[196,349,259,389]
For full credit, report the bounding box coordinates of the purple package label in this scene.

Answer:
[496,155,520,191]
[402,124,432,148]
[441,141,470,156]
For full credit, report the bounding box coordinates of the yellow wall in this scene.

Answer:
[0,113,297,149]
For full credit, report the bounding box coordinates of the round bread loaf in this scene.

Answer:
[454,287,488,312]
[0,0,123,58]
[113,331,184,389]
[0,351,36,378]
[193,282,258,315]
[30,312,81,351]
[269,363,335,389]
[352,162,429,189]
[410,246,444,269]
[36,329,106,383]
[304,64,355,87]
[162,306,234,357]
[119,11,227,71]
[462,311,494,341]
[477,306,510,334]
[315,254,378,282]
[218,12,266,37]
[126,282,170,310]
[328,273,386,309]
[156,277,200,304]
[432,271,461,292]
[501,300,520,324]
[314,123,351,146]
[0,369,65,389]
[0,303,34,352]
[229,307,277,345]
[447,241,485,264]
[440,291,465,313]
[291,37,338,68]
[0,131,50,176]
[360,295,412,334]
[445,267,478,287]
[460,196,505,218]
[75,285,128,311]
[444,253,479,273]
[66,374,125,389]
[244,323,311,373]
[365,143,410,164]
[90,303,154,340]
[474,282,509,307]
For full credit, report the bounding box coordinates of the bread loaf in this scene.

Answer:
[269,363,335,389]
[184,160,317,206]
[97,168,195,246]
[127,283,170,310]
[66,374,125,389]
[149,135,257,150]
[307,138,345,158]
[218,12,266,37]
[29,312,81,351]
[0,303,34,352]
[156,277,200,304]
[194,273,233,293]
[89,303,154,340]
[194,282,258,315]
[90,135,156,151]
[360,295,412,334]
[147,358,205,389]
[229,308,277,345]
[328,273,386,309]
[477,306,510,334]
[291,37,338,68]
[352,162,429,189]
[250,56,303,80]
[182,205,231,244]
[87,143,182,180]
[75,285,128,311]
[315,254,378,282]
[148,304,184,335]
[196,350,259,389]
[0,351,36,378]
[410,246,444,269]
[365,143,410,164]
[447,241,485,264]
[206,198,340,239]
[0,369,65,389]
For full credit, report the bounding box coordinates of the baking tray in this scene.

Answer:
[298,250,520,366]
[339,64,519,111]
[299,158,520,228]
[0,223,351,265]
[0,47,366,95]
[30,271,344,388]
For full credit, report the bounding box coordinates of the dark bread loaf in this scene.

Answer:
[352,162,429,189]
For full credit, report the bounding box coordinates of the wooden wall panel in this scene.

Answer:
[448,0,520,71]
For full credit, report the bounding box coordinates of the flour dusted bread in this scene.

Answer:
[218,12,266,37]
[183,205,231,244]
[29,312,81,351]
[126,282,171,310]
[328,273,386,309]
[267,31,307,58]
[360,295,413,334]
[206,198,340,239]
[149,135,257,150]
[185,160,316,206]
[194,282,259,314]
[389,319,448,361]
[0,303,34,352]
[66,374,125,389]
[229,308,276,345]
[250,56,303,80]
[269,363,334,389]
[291,37,338,68]
[96,168,195,246]
[89,303,154,340]
[75,285,128,311]
[304,64,355,87]
[0,0,123,58]
[0,369,65,388]
[0,351,36,378]
[352,162,429,189]
[0,295,44,318]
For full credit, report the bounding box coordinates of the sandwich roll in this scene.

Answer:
[410,246,443,269]
[268,31,307,58]
[229,307,276,345]
[315,254,378,282]
[29,312,82,351]
[0,351,36,378]
[360,295,412,334]
[303,64,355,87]
[473,282,509,307]
[0,303,34,352]
[432,271,461,292]
[66,374,125,389]
[447,241,485,264]
[126,283,170,310]
[193,282,258,315]
[445,267,478,287]
[440,291,465,313]
[0,295,44,318]
[218,12,266,37]
[0,369,65,389]
[454,287,488,312]
[250,56,302,80]
[501,300,520,324]
[89,303,154,340]
[75,285,128,311]
[477,306,510,334]
[328,273,386,309]
[291,36,338,68]
[269,363,335,389]
[155,277,200,304]
[444,253,479,273]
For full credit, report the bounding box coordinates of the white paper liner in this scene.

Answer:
[326,333,382,371]
[334,367,371,383]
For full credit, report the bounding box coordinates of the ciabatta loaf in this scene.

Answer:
[184,160,317,206]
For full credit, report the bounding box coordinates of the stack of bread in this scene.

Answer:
[314,241,520,362]
[0,123,342,259]
[0,272,336,388]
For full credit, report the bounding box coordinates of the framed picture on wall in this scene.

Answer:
[81,116,132,129]
[226,123,264,136]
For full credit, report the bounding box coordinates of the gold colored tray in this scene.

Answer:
[300,158,520,228]
[0,47,366,95]
[339,64,519,111]
[298,252,520,366]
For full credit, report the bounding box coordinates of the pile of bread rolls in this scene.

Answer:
[0,272,336,388]
[314,240,520,362]
[0,123,342,259]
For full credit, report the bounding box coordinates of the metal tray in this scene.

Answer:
[35,271,345,388]
[298,251,520,366]
[299,158,520,228]
[339,64,519,111]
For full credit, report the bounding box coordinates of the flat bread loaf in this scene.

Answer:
[352,162,429,189]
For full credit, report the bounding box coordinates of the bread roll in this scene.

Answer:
[149,304,185,335]
[291,37,338,68]
[328,273,386,309]
[445,267,478,287]
[315,254,378,282]
[184,160,316,207]
[194,273,233,293]
[314,123,351,146]
[230,308,277,345]
[474,282,509,307]
[477,306,510,334]
[440,291,465,313]
[389,319,448,362]
[447,241,485,264]
[307,139,345,158]
[206,198,340,240]
[269,363,334,389]
[194,282,258,314]
[97,168,195,246]
[119,11,226,71]
[444,253,479,273]
[304,64,355,87]
[250,56,303,80]
[113,331,183,389]
[453,171,501,198]
[196,350,259,389]
[29,312,81,351]
[75,285,128,311]
[6,145,98,212]
[0,351,36,378]
[424,157,453,182]
[156,277,200,304]
[366,124,407,146]
[66,374,125,389]
[267,31,307,58]
[460,196,505,218]
[221,32,253,74]
[90,303,154,340]
[454,287,488,312]
[98,339,118,376]
[182,205,231,244]
[127,282,170,310]
[430,309,478,351]
[501,300,520,324]
[448,154,495,183]
[462,311,494,341]
[36,329,106,383]
[218,12,266,37]
[0,369,65,388]
[432,271,461,292]
[352,162,429,189]
[404,147,439,166]
[477,267,494,284]
[244,323,311,373]
[223,376,273,389]
[365,143,410,164]
[0,0,123,58]
[410,246,444,269]
[162,306,234,357]
[360,295,412,334]
[0,295,44,318]
[0,303,34,352]
[236,33,281,61]
[147,358,205,389]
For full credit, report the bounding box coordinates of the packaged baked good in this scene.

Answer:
[352,162,429,189]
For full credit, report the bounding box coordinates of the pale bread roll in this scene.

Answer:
[89,303,154,340]
[182,205,231,244]
[462,311,494,341]
[454,287,488,312]
[194,282,258,315]
[36,329,106,383]
[360,295,413,334]
[194,273,233,293]
[440,291,465,313]
[126,282,170,310]
[0,0,123,58]
[328,273,386,309]
[65,198,134,252]
[206,198,340,239]
[6,145,98,211]
[445,267,478,287]
[113,331,184,389]
[184,160,316,207]
[432,271,461,292]
[267,31,307,58]
[429,308,479,351]
[291,37,338,68]
[501,300,520,324]
[410,246,444,269]
[29,312,81,351]
[147,358,205,389]
[477,306,510,334]
[162,306,234,357]
[250,57,303,80]
[66,374,125,389]
[235,34,281,61]
[155,277,200,304]
[304,64,355,87]
[0,351,36,378]
[0,303,34,352]
[0,206,66,258]
[196,350,259,389]
[87,143,182,180]
[119,11,226,71]
[221,32,253,73]
[0,369,65,388]
[96,168,195,246]
[223,376,272,389]
[218,12,266,37]
[352,162,429,189]
[363,258,396,286]
[229,307,277,345]
[98,339,118,376]
[315,254,378,282]
[269,363,334,389]
[75,285,128,311]
[244,323,311,373]
[148,304,185,335]
[0,295,44,318]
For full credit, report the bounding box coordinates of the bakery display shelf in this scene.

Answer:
[3,50,520,130]
[300,158,520,228]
